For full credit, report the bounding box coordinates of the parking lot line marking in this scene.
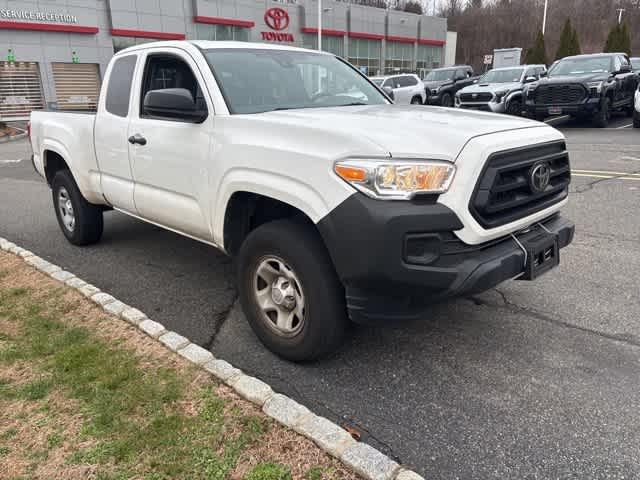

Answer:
[0,159,23,164]
[616,124,633,129]
[621,156,640,161]
[572,172,640,181]
[572,169,640,177]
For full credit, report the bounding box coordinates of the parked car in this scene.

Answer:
[634,84,640,128]
[423,66,477,107]
[631,57,640,72]
[525,53,639,127]
[369,74,425,104]
[456,64,547,115]
[29,41,574,361]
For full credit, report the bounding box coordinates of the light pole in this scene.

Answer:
[318,0,322,52]
[542,0,549,35]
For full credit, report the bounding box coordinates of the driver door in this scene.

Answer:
[127,47,215,240]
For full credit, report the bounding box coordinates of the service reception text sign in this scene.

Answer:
[0,9,79,24]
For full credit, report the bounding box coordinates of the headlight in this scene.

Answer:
[334,159,456,200]
[494,90,508,103]
[587,81,603,95]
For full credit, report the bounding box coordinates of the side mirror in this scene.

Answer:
[382,86,395,101]
[524,76,537,83]
[143,88,207,123]
[540,71,548,77]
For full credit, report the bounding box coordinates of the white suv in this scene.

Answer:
[634,85,640,128]
[370,74,425,104]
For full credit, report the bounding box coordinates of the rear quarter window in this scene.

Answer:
[106,55,137,117]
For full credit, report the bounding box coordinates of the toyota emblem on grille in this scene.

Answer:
[529,162,551,193]
[264,7,290,31]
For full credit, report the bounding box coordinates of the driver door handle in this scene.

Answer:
[128,134,147,146]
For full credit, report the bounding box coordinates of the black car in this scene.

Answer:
[525,53,639,127]
[423,65,478,107]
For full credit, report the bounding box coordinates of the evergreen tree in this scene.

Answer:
[619,22,631,55]
[569,28,581,56]
[525,30,548,65]
[555,18,576,60]
[604,23,621,53]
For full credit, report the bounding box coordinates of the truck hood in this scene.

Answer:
[423,79,453,90]
[254,104,545,161]
[538,72,610,85]
[459,81,522,94]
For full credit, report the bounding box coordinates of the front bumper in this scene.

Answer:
[525,96,602,117]
[458,101,507,113]
[426,94,442,105]
[317,194,574,323]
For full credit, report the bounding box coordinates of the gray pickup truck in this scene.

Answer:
[456,65,547,116]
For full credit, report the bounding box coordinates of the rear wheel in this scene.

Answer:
[237,219,347,362]
[51,170,103,246]
[410,96,422,105]
[593,97,611,128]
[440,93,453,108]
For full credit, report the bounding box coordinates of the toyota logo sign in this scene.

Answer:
[529,162,551,193]
[264,7,289,31]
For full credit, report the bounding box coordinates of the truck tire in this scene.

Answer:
[506,99,522,116]
[593,97,611,128]
[410,96,422,105]
[441,93,453,107]
[51,170,103,246]
[236,219,347,362]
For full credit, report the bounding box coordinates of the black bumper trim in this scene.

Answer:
[317,194,574,324]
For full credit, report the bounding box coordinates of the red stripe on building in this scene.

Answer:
[0,21,98,34]
[418,39,446,46]
[194,16,254,28]
[386,35,417,44]
[110,28,185,40]
[301,27,346,37]
[348,31,384,40]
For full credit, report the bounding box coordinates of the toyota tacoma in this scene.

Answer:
[29,41,574,361]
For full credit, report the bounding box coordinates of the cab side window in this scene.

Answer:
[405,75,418,86]
[613,56,622,73]
[106,55,137,117]
[140,54,207,119]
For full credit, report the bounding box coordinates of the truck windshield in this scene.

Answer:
[549,57,612,76]
[423,69,454,81]
[203,48,388,114]
[478,68,524,83]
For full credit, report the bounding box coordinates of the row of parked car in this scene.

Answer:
[375,52,640,128]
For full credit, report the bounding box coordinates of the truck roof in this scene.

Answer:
[114,40,329,57]
[561,52,627,60]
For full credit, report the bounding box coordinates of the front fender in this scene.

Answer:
[212,168,354,248]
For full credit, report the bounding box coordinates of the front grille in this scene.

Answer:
[469,142,571,229]
[534,84,586,104]
[460,92,493,102]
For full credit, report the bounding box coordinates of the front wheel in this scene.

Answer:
[52,170,103,246]
[410,96,423,105]
[506,99,523,116]
[593,97,611,128]
[440,93,453,107]
[237,219,348,362]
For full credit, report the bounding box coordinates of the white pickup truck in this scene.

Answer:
[30,41,574,361]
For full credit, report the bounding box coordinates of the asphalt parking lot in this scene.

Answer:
[1,118,639,479]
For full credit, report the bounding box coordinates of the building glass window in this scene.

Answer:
[416,45,443,78]
[348,38,381,76]
[302,34,344,57]
[385,41,414,75]
[195,24,249,42]
[113,37,158,54]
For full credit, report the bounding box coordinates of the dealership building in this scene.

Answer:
[0,0,449,120]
